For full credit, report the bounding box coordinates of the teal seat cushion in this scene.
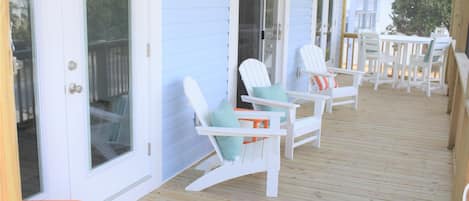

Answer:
[252,84,288,122]
[210,100,243,161]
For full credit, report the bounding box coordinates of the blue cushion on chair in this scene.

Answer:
[252,84,288,122]
[210,100,243,161]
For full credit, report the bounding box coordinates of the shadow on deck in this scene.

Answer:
[142,81,452,201]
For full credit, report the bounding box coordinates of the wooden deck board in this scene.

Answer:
[141,82,452,201]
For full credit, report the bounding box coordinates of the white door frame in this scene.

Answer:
[277,0,290,87]
[228,0,290,105]
[228,0,239,105]
[330,0,343,66]
[109,0,164,199]
[311,0,319,45]
[27,0,71,199]
[26,0,163,200]
[319,0,330,51]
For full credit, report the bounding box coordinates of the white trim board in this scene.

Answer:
[330,0,344,67]
[228,0,240,106]
[311,0,318,44]
[148,0,163,186]
[280,0,291,88]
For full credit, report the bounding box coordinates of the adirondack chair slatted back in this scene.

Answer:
[299,45,328,74]
[239,59,272,96]
[428,37,451,62]
[183,77,224,161]
[360,32,381,58]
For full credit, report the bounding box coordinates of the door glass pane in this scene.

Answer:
[326,0,333,60]
[238,0,263,63]
[315,0,323,46]
[237,0,263,108]
[10,0,41,198]
[86,0,131,168]
[263,0,278,81]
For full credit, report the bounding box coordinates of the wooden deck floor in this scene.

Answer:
[141,83,453,201]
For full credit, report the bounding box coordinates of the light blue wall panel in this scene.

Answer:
[286,0,313,92]
[162,0,230,180]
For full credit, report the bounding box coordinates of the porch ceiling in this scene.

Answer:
[142,77,452,201]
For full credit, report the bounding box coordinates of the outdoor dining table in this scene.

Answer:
[380,35,433,87]
[358,34,433,88]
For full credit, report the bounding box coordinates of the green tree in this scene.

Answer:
[389,0,451,36]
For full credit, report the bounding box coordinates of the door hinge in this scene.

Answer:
[261,30,265,40]
[146,43,151,58]
[147,143,151,156]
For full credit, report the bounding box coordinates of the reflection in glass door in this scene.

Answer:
[263,0,280,82]
[237,0,263,108]
[86,0,132,168]
[10,0,42,198]
[315,0,334,60]
[237,0,263,64]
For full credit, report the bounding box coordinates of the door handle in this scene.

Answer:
[68,60,78,71]
[69,83,83,94]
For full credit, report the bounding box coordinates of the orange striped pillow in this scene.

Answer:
[312,75,338,91]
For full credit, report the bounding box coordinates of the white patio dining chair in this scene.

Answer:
[183,77,286,197]
[359,32,398,90]
[299,44,364,113]
[408,36,451,96]
[238,59,329,160]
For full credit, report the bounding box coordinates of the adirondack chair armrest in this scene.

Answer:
[327,67,365,76]
[195,127,287,138]
[241,96,300,109]
[301,70,336,78]
[285,91,330,101]
[234,111,285,120]
[327,67,364,87]
[285,91,328,117]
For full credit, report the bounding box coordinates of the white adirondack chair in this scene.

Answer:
[299,44,364,113]
[238,59,329,160]
[183,77,286,197]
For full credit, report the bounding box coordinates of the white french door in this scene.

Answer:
[62,0,151,200]
[13,0,152,200]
